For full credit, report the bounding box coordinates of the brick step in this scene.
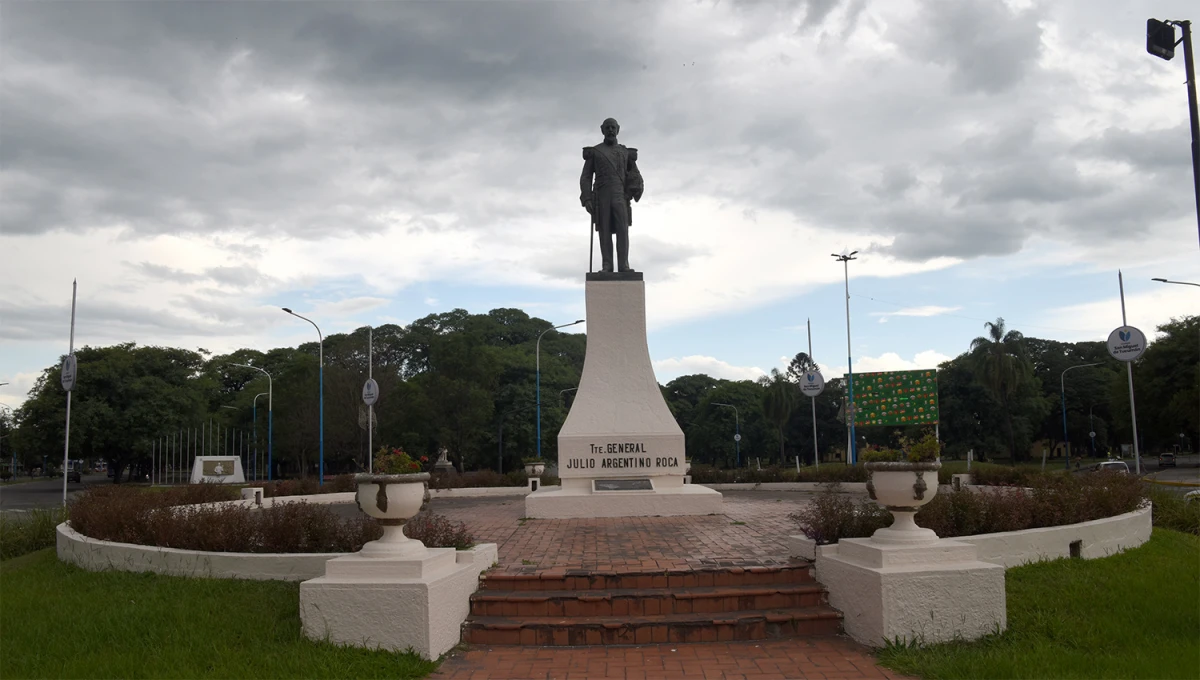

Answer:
[480,564,815,592]
[462,607,843,646]
[470,583,827,618]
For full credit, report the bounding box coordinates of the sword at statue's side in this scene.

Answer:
[589,207,595,273]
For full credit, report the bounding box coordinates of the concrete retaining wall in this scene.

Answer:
[56,522,348,581]
[793,503,1152,568]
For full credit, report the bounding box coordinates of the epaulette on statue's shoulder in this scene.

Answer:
[582,147,594,160]
[627,147,638,162]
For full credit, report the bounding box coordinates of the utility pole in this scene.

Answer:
[1147,18,1200,249]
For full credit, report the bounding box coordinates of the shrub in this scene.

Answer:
[427,469,561,489]
[374,446,425,474]
[1,469,13,481]
[688,464,868,484]
[404,511,475,550]
[791,471,1147,543]
[0,507,67,560]
[68,485,380,553]
[787,484,891,544]
[1147,486,1200,535]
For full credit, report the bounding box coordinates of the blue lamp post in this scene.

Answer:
[252,392,267,480]
[283,308,323,485]
[232,363,273,481]
[536,319,585,460]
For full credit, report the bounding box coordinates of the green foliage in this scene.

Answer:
[0,507,66,560]
[0,550,438,678]
[373,446,424,475]
[686,463,868,484]
[792,472,1145,544]
[760,369,799,464]
[1146,486,1200,535]
[876,529,1199,679]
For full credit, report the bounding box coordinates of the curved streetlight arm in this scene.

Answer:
[283,308,324,485]
[231,363,273,410]
[1151,278,1200,287]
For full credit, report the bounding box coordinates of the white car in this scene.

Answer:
[1095,460,1130,474]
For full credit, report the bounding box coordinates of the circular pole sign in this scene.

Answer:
[1106,326,1147,362]
[362,378,380,406]
[61,355,77,392]
[799,370,825,398]
[733,434,742,442]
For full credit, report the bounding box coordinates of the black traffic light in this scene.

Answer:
[1147,18,1176,60]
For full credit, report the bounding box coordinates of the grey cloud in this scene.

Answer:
[1080,125,1194,173]
[894,0,1044,94]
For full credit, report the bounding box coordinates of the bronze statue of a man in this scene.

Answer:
[580,118,644,273]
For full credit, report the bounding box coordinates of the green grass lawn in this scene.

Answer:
[0,550,438,679]
[877,528,1200,679]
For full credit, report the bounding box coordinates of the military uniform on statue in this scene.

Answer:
[580,118,644,274]
[525,118,721,519]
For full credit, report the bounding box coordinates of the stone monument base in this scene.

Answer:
[299,543,497,660]
[815,537,1005,646]
[525,477,722,519]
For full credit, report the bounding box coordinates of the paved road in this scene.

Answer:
[0,473,105,511]
[1143,453,1199,485]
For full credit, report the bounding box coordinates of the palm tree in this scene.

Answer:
[760,369,797,464]
[970,317,1027,463]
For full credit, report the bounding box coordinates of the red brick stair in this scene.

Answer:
[462,564,842,646]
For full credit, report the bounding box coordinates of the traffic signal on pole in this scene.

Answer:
[1147,18,1176,61]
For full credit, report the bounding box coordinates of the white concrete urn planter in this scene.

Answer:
[354,472,430,558]
[864,461,941,545]
[524,461,545,477]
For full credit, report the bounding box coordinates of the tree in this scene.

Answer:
[760,369,797,463]
[785,352,818,383]
[13,344,207,481]
[970,318,1032,462]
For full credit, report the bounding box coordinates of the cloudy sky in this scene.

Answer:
[2,0,1198,410]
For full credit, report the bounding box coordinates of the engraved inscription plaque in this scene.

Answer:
[593,478,654,491]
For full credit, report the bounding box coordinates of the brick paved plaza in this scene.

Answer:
[422,489,911,680]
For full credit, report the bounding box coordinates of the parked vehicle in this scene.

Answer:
[66,468,81,483]
[1095,460,1130,474]
[1158,452,1177,468]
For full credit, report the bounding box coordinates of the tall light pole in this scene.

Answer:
[713,402,740,468]
[832,251,858,465]
[1089,405,1097,458]
[0,395,11,477]
[253,392,267,481]
[536,319,585,460]
[283,308,324,485]
[1061,363,1101,470]
[232,363,273,481]
[1146,18,1199,249]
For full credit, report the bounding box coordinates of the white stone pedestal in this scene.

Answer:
[189,456,246,484]
[525,275,722,519]
[816,538,1005,646]
[299,543,497,659]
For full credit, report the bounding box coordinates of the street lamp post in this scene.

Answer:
[712,402,740,468]
[1061,363,1101,470]
[1145,18,1199,248]
[536,320,585,460]
[832,251,859,465]
[1089,405,1097,458]
[232,363,273,481]
[252,392,267,481]
[283,308,324,485]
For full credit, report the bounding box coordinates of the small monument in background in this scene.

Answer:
[525,120,722,519]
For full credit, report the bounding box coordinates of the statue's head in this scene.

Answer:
[601,118,620,143]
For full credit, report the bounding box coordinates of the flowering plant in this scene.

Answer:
[860,433,941,463]
[374,446,422,475]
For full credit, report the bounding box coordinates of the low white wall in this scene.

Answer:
[955,504,1152,567]
[796,503,1153,569]
[57,523,347,581]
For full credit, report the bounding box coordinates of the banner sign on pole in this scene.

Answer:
[846,369,939,427]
